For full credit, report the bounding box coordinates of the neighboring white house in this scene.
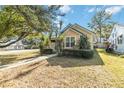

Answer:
[108,24,124,53]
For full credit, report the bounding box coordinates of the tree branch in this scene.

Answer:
[0,39,10,43]
[0,11,16,38]
[14,6,42,32]
[0,32,28,48]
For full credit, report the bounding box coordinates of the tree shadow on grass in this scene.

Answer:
[98,49,120,57]
[47,50,104,68]
[0,54,40,66]
[18,55,40,61]
[0,62,41,84]
[0,56,18,65]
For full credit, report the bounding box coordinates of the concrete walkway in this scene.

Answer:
[0,53,57,70]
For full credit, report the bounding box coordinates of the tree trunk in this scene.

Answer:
[99,27,102,43]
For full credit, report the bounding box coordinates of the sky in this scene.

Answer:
[58,5,124,30]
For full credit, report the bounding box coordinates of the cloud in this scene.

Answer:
[71,10,74,14]
[87,6,124,14]
[60,5,72,14]
[54,16,62,28]
[88,7,103,13]
[96,8,102,12]
[88,8,95,13]
[57,16,61,21]
[105,6,124,14]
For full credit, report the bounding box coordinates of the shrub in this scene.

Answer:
[62,49,94,58]
[39,44,44,55]
[43,49,53,54]
[120,55,124,58]
[79,35,90,49]
[106,47,114,53]
[81,49,94,58]
[43,36,51,48]
[24,45,31,49]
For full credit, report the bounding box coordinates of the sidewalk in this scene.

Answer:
[0,53,57,70]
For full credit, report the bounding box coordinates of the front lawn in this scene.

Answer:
[97,49,124,87]
[0,50,40,65]
[0,49,124,87]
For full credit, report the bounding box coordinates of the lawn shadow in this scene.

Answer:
[0,56,18,65]
[0,54,41,66]
[98,48,120,57]
[47,50,104,68]
[17,55,41,63]
[0,62,41,84]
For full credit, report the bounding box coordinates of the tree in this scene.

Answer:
[79,35,90,49]
[0,6,31,48]
[13,5,64,33]
[23,32,43,49]
[102,23,114,39]
[88,9,113,43]
[0,5,63,48]
[55,20,64,54]
[20,5,65,50]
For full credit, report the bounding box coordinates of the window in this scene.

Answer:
[112,33,114,38]
[114,28,116,32]
[66,37,70,47]
[118,35,123,44]
[113,40,114,44]
[65,37,75,47]
[115,45,117,50]
[71,37,75,47]
[115,32,117,37]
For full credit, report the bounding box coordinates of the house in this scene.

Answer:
[60,23,96,50]
[1,40,25,50]
[108,24,124,54]
[95,37,108,48]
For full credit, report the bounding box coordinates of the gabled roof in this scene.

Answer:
[74,23,93,33]
[61,23,94,35]
[61,23,72,33]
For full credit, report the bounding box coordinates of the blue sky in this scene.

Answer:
[58,5,124,29]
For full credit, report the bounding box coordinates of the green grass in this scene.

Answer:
[0,49,124,87]
[97,49,124,87]
[0,50,40,65]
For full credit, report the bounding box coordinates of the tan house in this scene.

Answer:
[60,24,96,50]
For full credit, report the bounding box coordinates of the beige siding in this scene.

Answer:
[73,25,95,49]
[62,27,94,49]
[89,34,94,49]
[62,29,80,49]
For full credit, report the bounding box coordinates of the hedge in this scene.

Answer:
[39,43,53,55]
[43,49,53,54]
[62,49,94,58]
